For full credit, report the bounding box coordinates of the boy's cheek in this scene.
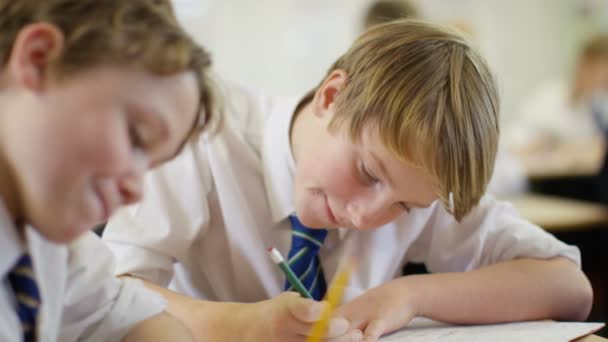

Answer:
[320,163,361,197]
[78,134,133,176]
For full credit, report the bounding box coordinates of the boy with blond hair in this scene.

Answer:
[104,20,592,341]
[0,0,214,340]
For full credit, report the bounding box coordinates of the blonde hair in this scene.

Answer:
[326,20,499,221]
[0,0,213,131]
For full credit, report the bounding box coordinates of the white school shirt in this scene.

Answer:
[104,81,581,303]
[506,79,601,148]
[0,201,166,341]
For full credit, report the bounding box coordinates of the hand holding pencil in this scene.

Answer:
[236,291,357,341]
[266,247,362,341]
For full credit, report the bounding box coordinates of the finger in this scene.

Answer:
[362,319,387,342]
[276,317,316,337]
[324,316,351,338]
[271,294,330,336]
[326,329,364,342]
[301,316,350,339]
[284,294,350,337]
[275,335,307,342]
[271,293,316,336]
[335,303,366,330]
[286,294,327,323]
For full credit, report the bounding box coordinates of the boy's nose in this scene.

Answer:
[118,175,143,205]
[345,191,393,229]
[118,151,149,205]
[346,202,371,229]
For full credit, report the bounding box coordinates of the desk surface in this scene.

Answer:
[525,156,600,180]
[519,140,604,180]
[502,194,608,232]
[576,334,608,341]
[499,193,607,340]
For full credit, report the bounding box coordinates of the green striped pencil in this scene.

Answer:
[267,247,313,299]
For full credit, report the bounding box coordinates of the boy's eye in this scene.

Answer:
[360,162,379,184]
[399,202,411,213]
[128,124,145,148]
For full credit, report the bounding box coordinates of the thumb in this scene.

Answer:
[287,295,351,338]
[284,292,327,323]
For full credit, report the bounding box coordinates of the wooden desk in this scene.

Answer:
[503,194,608,232]
[576,334,608,341]
[519,139,604,181]
[525,156,600,180]
[502,193,608,340]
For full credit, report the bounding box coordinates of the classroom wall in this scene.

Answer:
[174,0,366,96]
[173,0,608,126]
[469,0,604,124]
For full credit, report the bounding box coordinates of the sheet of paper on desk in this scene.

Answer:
[380,317,605,342]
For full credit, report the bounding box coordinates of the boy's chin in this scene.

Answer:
[295,213,325,229]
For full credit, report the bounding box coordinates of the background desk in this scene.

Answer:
[518,141,604,203]
[501,194,608,336]
[519,139,604,181]
[577,334,608,341]
[525,156,600,181]
[503,194,608,232]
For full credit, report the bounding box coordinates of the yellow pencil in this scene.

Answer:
[307,258,355,342]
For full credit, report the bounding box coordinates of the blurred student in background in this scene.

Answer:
[508,34,608,171]
[362,0,419,30]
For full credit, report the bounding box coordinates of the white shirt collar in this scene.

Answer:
[0,199,25,278]
[261,96,348,239]
[262,96,299,224]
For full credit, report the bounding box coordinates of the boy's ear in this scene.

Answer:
[7,23,65,92]
[312,69,348,118]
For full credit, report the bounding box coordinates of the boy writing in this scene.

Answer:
[0,0,214,340]
[104,20,592,341]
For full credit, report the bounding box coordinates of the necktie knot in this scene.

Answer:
[284,216,328,300]
[288,215,328,249]
[9,253,40,342]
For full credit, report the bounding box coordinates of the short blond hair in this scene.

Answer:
[0,0,213,131]
[327,20,499,220]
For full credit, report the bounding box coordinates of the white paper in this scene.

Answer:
[380,317,604,342]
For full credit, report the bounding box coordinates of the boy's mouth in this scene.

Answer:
[94,184,117,223]
[96,190,111,222]
[324,194,338,226]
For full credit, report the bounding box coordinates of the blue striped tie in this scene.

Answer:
[8,253,40,342]
[284,215,328,301]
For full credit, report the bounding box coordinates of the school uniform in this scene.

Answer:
[0,200,166,341]
[103,80,580,304]
[506,79,603,148]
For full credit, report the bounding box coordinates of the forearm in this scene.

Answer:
[123,312,194,342]
[395,257,592,323]
[132,277,348,342]
[135,278,246,341]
